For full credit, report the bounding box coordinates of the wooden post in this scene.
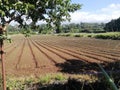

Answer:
[0,26,6,90]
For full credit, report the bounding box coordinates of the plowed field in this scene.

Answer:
[1,34,120,76]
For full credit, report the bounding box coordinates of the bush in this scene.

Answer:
[73,34,83,37]
[94,33,120,40]
[92,30,106,33]
[87,34,92,37]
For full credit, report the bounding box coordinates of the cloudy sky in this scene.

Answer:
[69,0,120,23]
[10,0,120,26]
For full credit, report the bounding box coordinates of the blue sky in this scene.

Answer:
[68,0,120,23]
[71,0,120,11]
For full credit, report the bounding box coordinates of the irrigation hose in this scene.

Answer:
[97,64,118,90]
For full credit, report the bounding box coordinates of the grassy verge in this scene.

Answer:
[57,32,120,40]
[0,73,98,90]
[0,72,119,90]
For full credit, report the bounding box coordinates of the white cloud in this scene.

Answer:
[9,3,120,26]
[68,3,120,23]
[101,4,120,12]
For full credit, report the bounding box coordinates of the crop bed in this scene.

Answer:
[1,34,120,76]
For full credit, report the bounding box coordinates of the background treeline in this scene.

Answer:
[7,17,120,34]
[104,17,120,32]
[62,23,105,33]
[37,23,106,34]
[37,17,120,34]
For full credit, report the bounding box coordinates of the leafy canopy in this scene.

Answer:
[0,0,81,27]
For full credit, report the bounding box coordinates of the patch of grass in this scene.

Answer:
[57,32,120,40]
[38,74,51,84]
[38,73,67,85]
[54,73,66,81]
[93,32,120,40]
[2,72,120,90]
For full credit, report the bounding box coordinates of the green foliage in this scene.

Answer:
[58,33,72,37]
[73,34,83,37]
[39,75,51,84]
[104,17,120,32]
[44,0,81,33]
[37,24,54,34]
[7,79,24,90]
[38,73,66,85]
[57,32,120,40]
[87,34,92,37]
[61,23,105,33]
[5,73,66,89]
[54,74,66,81]
[93,32,120,40]
[0,0,81,33]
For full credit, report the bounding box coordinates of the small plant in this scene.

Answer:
[38,73,67,85]
[39,75,51,84]
[65,33,72,37]
[54,74,66,81]
[87,34,92,37]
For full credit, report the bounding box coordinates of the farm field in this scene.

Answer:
[1,34,120,77]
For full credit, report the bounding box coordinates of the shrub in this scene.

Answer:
[93,33,120,40]
[87,34,92,37]
[73,34,83,37]
[65,33,72,37]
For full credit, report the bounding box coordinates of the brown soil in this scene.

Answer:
[0,34,120,77]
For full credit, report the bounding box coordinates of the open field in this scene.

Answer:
[1,34,120,77]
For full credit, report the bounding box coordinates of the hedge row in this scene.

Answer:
[57,32,120,40]
[93,33,120,40]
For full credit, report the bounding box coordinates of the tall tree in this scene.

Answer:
[0,1,81,90]
[0,0,81,32]
[104,17,120,32]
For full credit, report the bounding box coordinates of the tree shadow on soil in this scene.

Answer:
[56,59,120,75]
[28,78,109,90]
[25,60,120,90]
[56,59,100,74]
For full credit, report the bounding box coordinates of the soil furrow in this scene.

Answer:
[27,39,39,68]
[42,40,120,59]
[35,41,101,63]
[31,40,58,64]
[41,41,120,62]
[15,39,26,69]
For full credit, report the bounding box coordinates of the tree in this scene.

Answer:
[0,0,81,89]
[0,0,81,32]
[104,17,120,32]
[45,0,81,33]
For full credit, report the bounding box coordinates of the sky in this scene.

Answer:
[10,0,120,26]
[69,0,120,23]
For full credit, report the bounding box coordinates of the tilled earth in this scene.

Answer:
[1,34,120,76]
